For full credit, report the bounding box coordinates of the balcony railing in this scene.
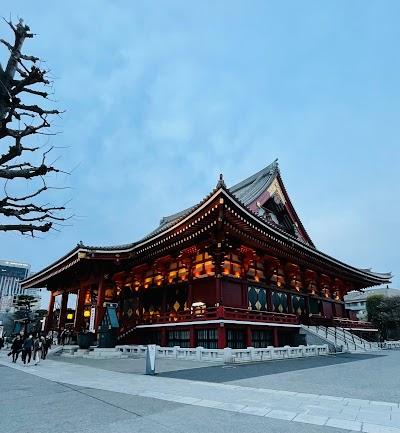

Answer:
[118,306,299,340]
[134,306,299,326]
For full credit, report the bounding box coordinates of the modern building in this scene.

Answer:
[344,286,400,321]
[21,160,391,348]
[0,260,32,313]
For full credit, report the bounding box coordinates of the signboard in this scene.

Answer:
[146,344,156,375]
[89,307,96,332]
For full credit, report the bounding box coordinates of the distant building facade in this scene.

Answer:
[0,260,37,313]
[344,286,400,321]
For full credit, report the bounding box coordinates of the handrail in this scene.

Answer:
[333,317,375,329]
[314,324,380,351]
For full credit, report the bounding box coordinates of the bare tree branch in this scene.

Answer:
[0,18,72,236]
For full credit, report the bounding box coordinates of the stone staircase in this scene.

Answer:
[301,325,381,353]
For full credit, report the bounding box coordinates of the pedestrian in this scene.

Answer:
[33,335,42,365]
[0,336,4,349]
[10,335,23,362]
[42,334,51,360]
[22,334,34,365]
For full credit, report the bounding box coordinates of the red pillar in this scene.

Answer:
[273,327,279,347]
[187,282,192,309]
[246,326,252,347]
[190,326,196,348]
[95,275,105,331]
[216,276,222,305]
[45,292,55,333]
[161,284,167,314]
[74,284,87,333]
[161,327,167,346]
[218,325,226,349]
[287,293,293,314]
[58,292,68,332]
[267,288,273,311]
[320,299,325,317]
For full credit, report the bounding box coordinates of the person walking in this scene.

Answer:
[22,334,34,365]
[41,335,49,360]
[33,335,42,365]
[10,335,23,363]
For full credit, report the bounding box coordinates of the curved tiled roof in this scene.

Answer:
[229,158,279,205]
[21,161,392,289]
[147,159,280,237]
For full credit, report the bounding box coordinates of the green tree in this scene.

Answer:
[366,294,385,323]
[379,296,400,340]
[367,295,400,340]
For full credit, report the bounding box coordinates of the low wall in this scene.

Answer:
[383,341,400,349]
[116,344,329,363]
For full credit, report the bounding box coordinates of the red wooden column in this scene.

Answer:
[74,284,87,333]
[95,275,105,331]
[273,327,279,347]
[304,295,310,324]
[267,288,273,312]
[161,284,167,314]
[161,327,167,346]
[45,292,55,333]
[287,293,293,314]
[58,292,68,332]
[190,326,196,348]
[218,324,226,349]
[187,282,193,309]
[216,277,222,305]
[319,299,325,317]
[246,326,252,347]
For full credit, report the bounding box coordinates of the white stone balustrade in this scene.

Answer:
[116,343,329,363]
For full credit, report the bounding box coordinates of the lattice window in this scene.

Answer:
[167,330,190,347]
[197,329,218,349]
[251,329,272,348]
[227,329,245,349]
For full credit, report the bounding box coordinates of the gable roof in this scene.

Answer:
[230,159,279,205]
[148,159,314,246]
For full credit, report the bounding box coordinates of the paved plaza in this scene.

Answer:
[1,348,400,433]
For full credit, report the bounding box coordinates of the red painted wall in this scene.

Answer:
[221,280,243,307]
[191,279,216,307]
[322,300,333,318]
[347,310,358,320]
[333,303,345,317]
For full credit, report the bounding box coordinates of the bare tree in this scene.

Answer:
[0,18,71,235]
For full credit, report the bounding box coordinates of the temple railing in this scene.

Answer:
[333,317,376,329]
[135,306,299,326]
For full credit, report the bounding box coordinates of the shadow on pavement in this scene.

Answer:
[158,352,384,383]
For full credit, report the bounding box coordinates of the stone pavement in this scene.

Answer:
[1,349,400,433]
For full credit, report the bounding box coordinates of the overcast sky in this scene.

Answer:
[2,1,399,308]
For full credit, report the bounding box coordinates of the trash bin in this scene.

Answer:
[77,332,95,349]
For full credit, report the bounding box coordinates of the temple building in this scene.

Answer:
[21,160,391,349]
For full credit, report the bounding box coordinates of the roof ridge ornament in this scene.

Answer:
[217,173,226,188]
[269,158,279,175]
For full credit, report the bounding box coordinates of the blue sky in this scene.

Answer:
[2,2,400,307]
